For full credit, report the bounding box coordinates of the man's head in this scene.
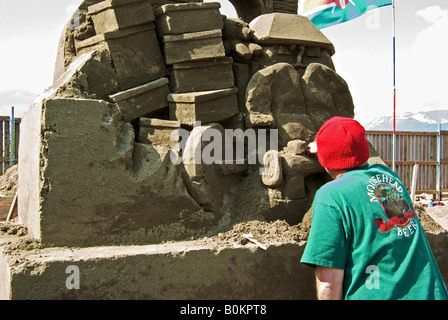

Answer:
[315,116,370,171]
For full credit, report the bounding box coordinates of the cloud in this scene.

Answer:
[396,11,448,113]
[0,35,57,94]
[0,89,37,105]
[332,47,393,126]
[416,6,448,24]
[0,89,38,117]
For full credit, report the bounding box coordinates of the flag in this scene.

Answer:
[299,0,393,29]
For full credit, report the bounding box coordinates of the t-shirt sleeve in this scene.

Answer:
[300,201,347,270]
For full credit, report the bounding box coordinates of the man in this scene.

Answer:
[300,116,448,300]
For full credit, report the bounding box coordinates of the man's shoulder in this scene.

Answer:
[317,163,392,197]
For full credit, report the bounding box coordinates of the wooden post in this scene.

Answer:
[9,106,14,168]
[6,191,18,222]
[411,162,419,203]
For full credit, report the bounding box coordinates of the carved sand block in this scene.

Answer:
[255,45,299,69]
[155,2,223,36]
[250,13,335,56]
[109,77,170,122]
[182,123,225,180]
[137,118,181,147]
[168,87,239,126]
[76,24,166,91]
[88,0,155,34]
[162,29,225,65]
[150,0,203,10]
[169,57,234,93]
[181,123,244,216]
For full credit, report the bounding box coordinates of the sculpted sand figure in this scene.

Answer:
[18,0,359,246]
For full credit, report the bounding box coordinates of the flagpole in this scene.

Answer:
[392,0,397,172]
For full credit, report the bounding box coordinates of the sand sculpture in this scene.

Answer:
[5,0,441,300]
[19,0,357,247]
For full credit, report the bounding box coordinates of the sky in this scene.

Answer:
[0,0,447,128]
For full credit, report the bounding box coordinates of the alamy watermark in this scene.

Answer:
[365,265,380,290]
[66,265,80,290]
[169,122,279,175]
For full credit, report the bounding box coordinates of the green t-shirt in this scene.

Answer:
[301,163,448,300]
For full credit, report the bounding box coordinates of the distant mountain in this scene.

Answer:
[365,110,448,132]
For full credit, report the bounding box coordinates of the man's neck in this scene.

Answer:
[327,169,346,180]
[326,161,369,179]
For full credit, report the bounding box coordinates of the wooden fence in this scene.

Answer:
[0,117,20,174]
[366,130,448,199]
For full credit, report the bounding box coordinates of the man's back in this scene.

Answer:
[301,163,448,299]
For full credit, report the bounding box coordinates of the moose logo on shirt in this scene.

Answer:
[366,173,417,237]
[373,185,417,232]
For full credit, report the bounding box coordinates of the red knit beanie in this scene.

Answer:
[316,116,370,170]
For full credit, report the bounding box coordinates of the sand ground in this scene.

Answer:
[425,205,448,232]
